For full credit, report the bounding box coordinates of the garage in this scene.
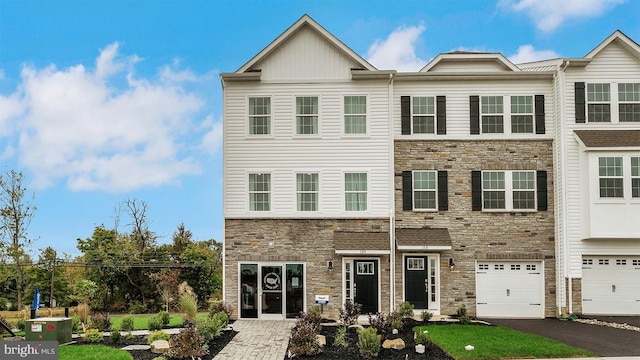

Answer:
[582,256,640,315]
[476,261,544,318]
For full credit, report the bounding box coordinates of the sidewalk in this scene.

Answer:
[213,320,294,360]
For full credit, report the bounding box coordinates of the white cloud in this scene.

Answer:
[366,23,427,71]
[199,115,223,156]
[0,42,206,193]
[508,45,560,64]
[499,0,626,32]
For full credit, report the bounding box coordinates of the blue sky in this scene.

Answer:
[1,0,639,257]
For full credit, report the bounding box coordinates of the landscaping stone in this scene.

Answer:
[150,339,170,353]
[316,334,326,346]
[575,318,640,332]
[121,344,151,351]
[382,338,405,350]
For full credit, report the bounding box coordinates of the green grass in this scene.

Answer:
[59,345,132,360]
[415,324,595,360]
[110,312,208,330]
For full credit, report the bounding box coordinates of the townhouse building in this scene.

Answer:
[221,15,639,319]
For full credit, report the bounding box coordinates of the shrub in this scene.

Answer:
[397,301,415,319]
[209,301,233,320]
[148,315,163,332]
[0,297,9,311]
[368,312,396,341]
[332,325,349,347]
[182,317,196,328]
[357,327,381,359]
[196,313,227,342]
[420,310,433,322]
[167,326,208,359]
[309,305,321,317]
[83,328,103,343]
[70,315,81,333]
[298,311,321,333]
[15,318,25,331]
[89,312,111,332]
[289,316,321,356]
[120,315,135,332]
[147,330,171,344]
[339,300,362,326]
[110,327,122,344]
[415,329,430,345]
[178,282,198,321]
[158,311,171,327]
[457,305,471,324]
[391,317,403,331]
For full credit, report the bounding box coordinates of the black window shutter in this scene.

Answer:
[535,95,545,134]
[470,96,480,135]
[437,170,448,211]
[436,96,447,135]
[472,171,482,211]
[537,170,548,211]
[402,171,413,211]
[401,96,411,135]
[575,82,586,123]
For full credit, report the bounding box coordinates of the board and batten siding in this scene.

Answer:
[393,79,555,138]
[224,81,392,218]
[560,40,640,278]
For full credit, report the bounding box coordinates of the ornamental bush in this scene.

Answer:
[357,327,381,359]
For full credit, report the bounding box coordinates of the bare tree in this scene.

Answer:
[124,198,157,254]
[0,169,36,310]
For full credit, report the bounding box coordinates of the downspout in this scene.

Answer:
[559,60,572,315]
[388,72,396,313]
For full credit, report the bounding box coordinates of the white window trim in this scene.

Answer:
[248,172,272,212]
[247,95,274,138]
[480,95,506,135]
[343,171,368,212]
[477,95,543,136]
[591,154,640,203]
[412,170,438,211]
[295,172,320,212]
[411,96,436,135]
[342,94,369,137]
[481,170,537,212]
[618,83,640,123]
[293,95,321,137]
[510,95,535,134]
[586,83,613,123]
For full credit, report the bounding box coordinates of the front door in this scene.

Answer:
[260,265,283,319]
[354,260,378,314]
[405,256,429,309]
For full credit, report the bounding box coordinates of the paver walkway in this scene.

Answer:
[214,320,295,360]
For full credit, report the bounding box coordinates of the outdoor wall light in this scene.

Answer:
[449,257,455,271]
[327,260,334,274]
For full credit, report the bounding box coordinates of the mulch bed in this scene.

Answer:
[286,319,454,360]
[68,329,237,360]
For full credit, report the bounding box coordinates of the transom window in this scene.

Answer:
[296,173,318,211]
[618,83,640,122]
[412,97,435,134]
[511,96,533,133]
[345,173,367,211]
[344,96,367,134]
[357,262,375,275]
[598,157,623,198]
[249,173,270,211]
[481,96,504,133]
[249,97,271,135]
[407,258,425,270]
[296,96,318,135]
[482,170,536,210]
[587,83,611,122]
[413,171,436,210]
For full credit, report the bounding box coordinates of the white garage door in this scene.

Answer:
[476,261,544,318]
[582,256,640,315]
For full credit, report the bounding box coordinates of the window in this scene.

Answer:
[598,157,623,198]
[249,174,270,211]
[616,259,627,266]
[633,157,640,198]
[357,262,375,275]
[599,259,609,265]
[296,96,318,134]
[510,264,521,271]
[478,264,489,270]
[407,258,425,270]
[494,264,504,270]
[249,97,271,135]
[413,171,436,210]
[345,172,367,211]
[412,97,435,134]
[482,171,536,210]
[526,264,537,271]
[481,96,504,133]
[344,96,366,134]
[618,83,640,122]
[296,173,318,211]
[582,258,593,265]
[587,83,611,122]
[511,96,533,133]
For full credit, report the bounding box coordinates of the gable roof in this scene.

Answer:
[585,30,640,60]
[420,52,521,72]
[236,14,376,73]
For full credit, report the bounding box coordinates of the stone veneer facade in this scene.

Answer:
[394,139,557,317]
[224,218,391,319]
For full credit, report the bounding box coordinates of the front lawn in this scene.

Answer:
[59,345,133,360]
[416,324,594,359]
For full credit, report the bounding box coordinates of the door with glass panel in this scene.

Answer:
[353,260,379,314]
[260,265,284,319]
[404,255,438,310]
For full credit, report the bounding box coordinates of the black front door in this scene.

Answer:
[405,256,428,309]
[354,260,378,314]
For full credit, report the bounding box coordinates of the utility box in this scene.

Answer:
[25,317,72,343]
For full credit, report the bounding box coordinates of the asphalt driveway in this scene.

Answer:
[484,317,640,357]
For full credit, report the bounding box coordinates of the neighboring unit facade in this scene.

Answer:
[222,15,639,320]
